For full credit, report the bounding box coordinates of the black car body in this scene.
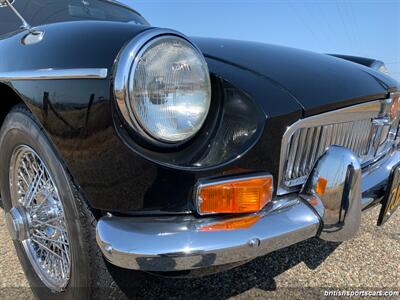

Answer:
[0,1,399,298]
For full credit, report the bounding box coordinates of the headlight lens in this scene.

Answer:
[128,36,211,143]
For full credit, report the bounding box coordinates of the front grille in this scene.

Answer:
[278,97,400,194]
[285,120,372,186]
[284,119,373,186]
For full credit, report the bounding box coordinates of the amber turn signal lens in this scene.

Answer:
[197,175,273,215]
[315,177,328,196]
[390,93,400,120]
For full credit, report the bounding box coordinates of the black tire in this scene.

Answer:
[0,105,147,299]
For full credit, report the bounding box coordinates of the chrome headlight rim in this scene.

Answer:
[114,28,211,146]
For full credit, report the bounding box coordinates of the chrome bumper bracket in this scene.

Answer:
[302,146,362,242]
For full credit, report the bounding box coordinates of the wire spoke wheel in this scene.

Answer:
[9,145,71,291]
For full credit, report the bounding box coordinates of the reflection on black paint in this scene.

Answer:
[85,93,95,129]
[43,91,76,132]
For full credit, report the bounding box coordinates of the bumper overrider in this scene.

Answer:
[96,145,400,272]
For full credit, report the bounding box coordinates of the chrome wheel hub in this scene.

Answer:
[5,207,29,241]
[8,145,71,291]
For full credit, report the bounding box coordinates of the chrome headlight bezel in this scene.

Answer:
[114,28,211,145]
[371,60,389,74]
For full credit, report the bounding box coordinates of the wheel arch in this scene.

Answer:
[0,82,25,128]
[0,83,32,201]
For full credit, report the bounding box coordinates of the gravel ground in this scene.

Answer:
[0,205,398,299]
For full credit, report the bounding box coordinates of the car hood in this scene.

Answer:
[192,37,399,116]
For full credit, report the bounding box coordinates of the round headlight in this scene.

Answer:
[124,34,211,143]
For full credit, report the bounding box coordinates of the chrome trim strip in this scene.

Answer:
[96,197,320,272]
[0,68,108,80]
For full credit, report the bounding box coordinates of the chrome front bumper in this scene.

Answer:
[96,147,400,272]
[97,198,319,271]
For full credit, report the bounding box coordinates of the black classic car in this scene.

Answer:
[0,0,399,299]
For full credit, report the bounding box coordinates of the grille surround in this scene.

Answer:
[278,96,399,195]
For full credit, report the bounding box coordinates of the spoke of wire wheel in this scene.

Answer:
[35,214,64,225]
[31,219,67,233]
[21,159,33,184]
[24,169,44,209]
[31,231,69,247]
[31,238,63,260]
[18,170,30,190]
[30,200,47,215]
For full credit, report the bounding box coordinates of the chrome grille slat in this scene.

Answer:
[324,125,332,150]
[286,131,299,179]
[340,123,347,146]
[301,128,314,174]
[362,122,372,153]
[308,126,321,172]
[317,126,327,157]
[350,122,360,150]
[356,121,367,154]
[353,122,362,155]
[332,124,339,145]
[293,129,307,178]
